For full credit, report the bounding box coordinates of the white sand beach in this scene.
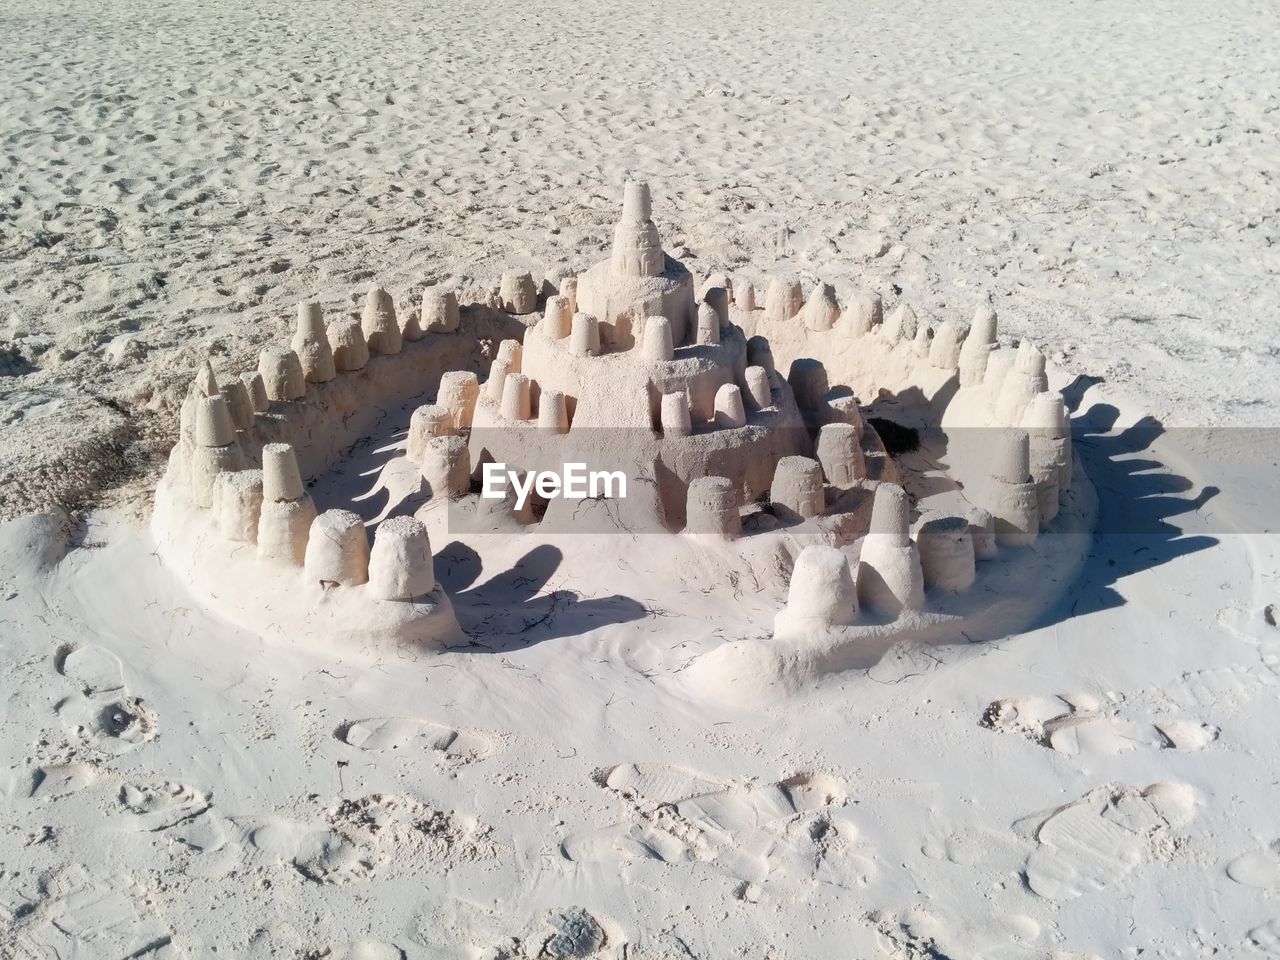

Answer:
[2,1,1279,958]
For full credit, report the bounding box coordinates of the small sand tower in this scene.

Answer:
[981,430,1040,546]
[362,287,402,355]
[884,303,918,344]
[857,484,925,616]
[774,545,859,636]
[408,404,454,463]
[611,180,664,279]
[420,286,460,336]
[684,476,741,540]
[328,319,369,372]
[771,456,824,522]
[293,303,336,383]
[259,347,306,402]
[257,443,317,566]
[189,395,246,508]
[368,516,435,600]
[958,298,997,386]
[917,513,977,591]
[437,371,480,431]
[304,509,371,587]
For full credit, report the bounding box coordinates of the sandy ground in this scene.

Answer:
[3,1,1280,958]
[3,387,1279,959]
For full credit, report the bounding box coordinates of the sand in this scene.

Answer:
[2,1,1280,958]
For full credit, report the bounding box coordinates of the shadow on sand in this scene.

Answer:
[435,541,647,651]
[1030,376,1220,629]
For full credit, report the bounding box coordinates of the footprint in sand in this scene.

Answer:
[1248,919,1280,955]
[55,642,125,695]
[593,761,728,803]
[1019,782,1197,900]
[28,762,100,801]
[1135,664,1278,713]
[248,793,498,885]
[921,826,1025,870]
[327,943,408,960]
[1151,718,1219,751]
[1,761,101,804]
[563,766,873,890]
[876,908,1046,959]
[6,863,175,958]
[335,717,494,764]
[55,642,125,696]
[56,693,158,755]
[413,901,622,960]
[250,819,376,885]
[54,643,157,755]
[1228,840,1280,890]
[118,781,212,832]
[981,693,1217,756]
[109,780,242,884]
[168,809,242,881]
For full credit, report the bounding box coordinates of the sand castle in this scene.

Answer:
[152,181,1083,673]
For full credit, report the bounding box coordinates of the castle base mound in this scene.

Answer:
[152,479,463,652]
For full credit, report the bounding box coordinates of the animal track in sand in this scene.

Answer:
[53,642,157,755]
[981,692,1218,756]
[1018,782,1198,900]
[335,717,495,764]
[563,766,873,890]
[249,793,499,885]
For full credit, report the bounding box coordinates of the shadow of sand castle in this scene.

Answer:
[436,542,647,651]
[1031,386,1220,630]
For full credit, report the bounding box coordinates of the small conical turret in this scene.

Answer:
[293,303,335,383]
[195,360,219,398]
[362,287,402,355]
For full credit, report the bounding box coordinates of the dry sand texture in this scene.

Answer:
[2,0,1280,515]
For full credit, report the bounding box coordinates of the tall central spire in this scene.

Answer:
[609,180,664,278]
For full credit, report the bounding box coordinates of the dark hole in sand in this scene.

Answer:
[98,701,140,737]
[867,417,920,455]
